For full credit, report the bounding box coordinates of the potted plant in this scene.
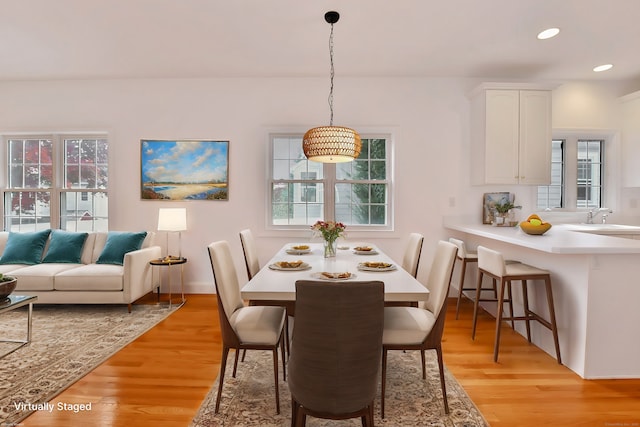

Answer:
[493,201,521,226]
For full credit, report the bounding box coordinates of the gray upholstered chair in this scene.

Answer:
[239,229,260,280]
[402,232,424,278]
[288,280,385,427]
[381,240,458,417]
[207,240,287,414]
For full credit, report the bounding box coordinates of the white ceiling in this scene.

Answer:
[2,0,640,85]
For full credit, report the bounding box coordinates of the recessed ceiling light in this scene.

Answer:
[593,64,613,72]
[537,28,560,40]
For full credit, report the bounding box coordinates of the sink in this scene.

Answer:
[567,223,640,235]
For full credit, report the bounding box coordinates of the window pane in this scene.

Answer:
[537,139,564,209]
[4,191,52,231]
[61,191,108,232]
[271,182,324,225]
[577,140,603,208]
[65,138,108,190]
[8,139,53,189]
[335,183,388,226]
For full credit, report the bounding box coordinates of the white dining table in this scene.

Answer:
[241,242,429,302]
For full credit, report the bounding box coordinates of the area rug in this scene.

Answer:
[0,302,179,425]
[191,350,489,427]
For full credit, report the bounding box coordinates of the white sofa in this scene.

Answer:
[0,231,161,311]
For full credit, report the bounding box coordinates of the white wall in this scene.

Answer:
[1,77,636,291]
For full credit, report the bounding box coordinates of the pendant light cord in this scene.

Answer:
[328,22,335,126]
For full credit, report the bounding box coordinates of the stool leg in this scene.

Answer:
[455,258,468,320]
[505,281,515,329]
[493,278,507,362]
[544,275,562,364]
[521,280,532,343]
[471,270,484,340]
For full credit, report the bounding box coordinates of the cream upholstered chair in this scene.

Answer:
[472,246,562,363]
[288,280,384,427]
[207,240,287,414]
[448,237,479,319]
[381,240,458,417]
[239,229,260,280]
[402,233,424,278]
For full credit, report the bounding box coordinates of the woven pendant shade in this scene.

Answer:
[303,126,362,163]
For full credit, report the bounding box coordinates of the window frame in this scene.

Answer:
[537,131,611,211]
[266,131,394,232]
[1,133,109,232]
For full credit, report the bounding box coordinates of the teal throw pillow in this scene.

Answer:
[42,230,89,264]
[96,231,147,265]
[0,229,52,265]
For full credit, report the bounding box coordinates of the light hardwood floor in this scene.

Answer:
[22,294,640,426]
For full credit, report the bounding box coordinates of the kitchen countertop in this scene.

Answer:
[444,220,640,254]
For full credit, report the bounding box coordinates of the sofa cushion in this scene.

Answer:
[54,264,125,291]
[42,230,89,263]
[0,230,51,265]
[10,264,82,291]
[96,231,147,265]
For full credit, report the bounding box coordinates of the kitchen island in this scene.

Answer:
[444,220,640,379]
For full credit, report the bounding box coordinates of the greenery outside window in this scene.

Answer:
[269,133,392,230]
[2,134,109,232]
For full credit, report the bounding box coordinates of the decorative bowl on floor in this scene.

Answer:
[0,276,17,299]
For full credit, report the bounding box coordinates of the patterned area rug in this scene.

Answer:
[0,302,178,425]
[191,349,489,426]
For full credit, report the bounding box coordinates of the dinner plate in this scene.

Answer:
[353,250,379,255]
[312,272,357,281]
[357,262,397,272]
[269,262,311,271]
[286,248,312,255]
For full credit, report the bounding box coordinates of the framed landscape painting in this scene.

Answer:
[141,139,229,200]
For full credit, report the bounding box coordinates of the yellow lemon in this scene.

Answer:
[530,219,542,226]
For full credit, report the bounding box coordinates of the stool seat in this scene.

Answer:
[472,246,562,364]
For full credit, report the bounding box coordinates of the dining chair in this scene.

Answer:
[207,240,287,414]
[381,240,458,417]
[402,232,424,278]
[288,280,385,427]
[239,229,260,280]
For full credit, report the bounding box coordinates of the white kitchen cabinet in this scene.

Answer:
[621,90,640,187]
[470,85,552,185]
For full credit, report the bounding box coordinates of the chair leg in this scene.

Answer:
[291,397,298,427]
[232,348,240,377]
[285,316,291,357]
[215,346,230,413]
[421,350,426,379]
[272,348,280,414]
[471,271,484,340]
[381,349,388,419]
[455,258,467,319]
[241,348,247,362]
[521,280,532,342]
[544,275,562,364]
[494,279,507,362]
[506,281,515,329]
[435,346,449,414]
[280,334,287,381]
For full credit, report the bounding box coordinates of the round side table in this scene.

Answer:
[149,257,187,308]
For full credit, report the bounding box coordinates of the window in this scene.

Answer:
[269,133,392,230]
[537,136,604,210]
[2,135,109,232]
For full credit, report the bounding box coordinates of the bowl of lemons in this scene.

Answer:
[519,214,552,235]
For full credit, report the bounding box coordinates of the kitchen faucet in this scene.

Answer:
[586,207,613,224]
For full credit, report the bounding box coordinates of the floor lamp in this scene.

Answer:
[157,208,187,259]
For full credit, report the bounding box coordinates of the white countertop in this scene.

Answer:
[444,221,640,254]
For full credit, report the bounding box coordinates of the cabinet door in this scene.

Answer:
[621,93,640,187]
[484,90,520,184]
[518,90,551,185]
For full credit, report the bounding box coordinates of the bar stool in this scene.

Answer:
[472,246,562,364]
[449,238,479,319]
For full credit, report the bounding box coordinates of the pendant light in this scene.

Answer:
[303,11,361,163]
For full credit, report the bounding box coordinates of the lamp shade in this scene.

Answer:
[303,126,362,163]
[157,208,187,231]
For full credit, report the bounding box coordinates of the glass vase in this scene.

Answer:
[323,239,337,258]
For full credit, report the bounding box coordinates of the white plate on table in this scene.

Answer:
[357,262,397,272]
[269,262,311,271]
[312,272,357,281]
[286,248,312,255]
[353,249,379,255]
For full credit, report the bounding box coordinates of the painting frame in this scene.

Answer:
[482,192,511,224]
[140,139,229,201]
